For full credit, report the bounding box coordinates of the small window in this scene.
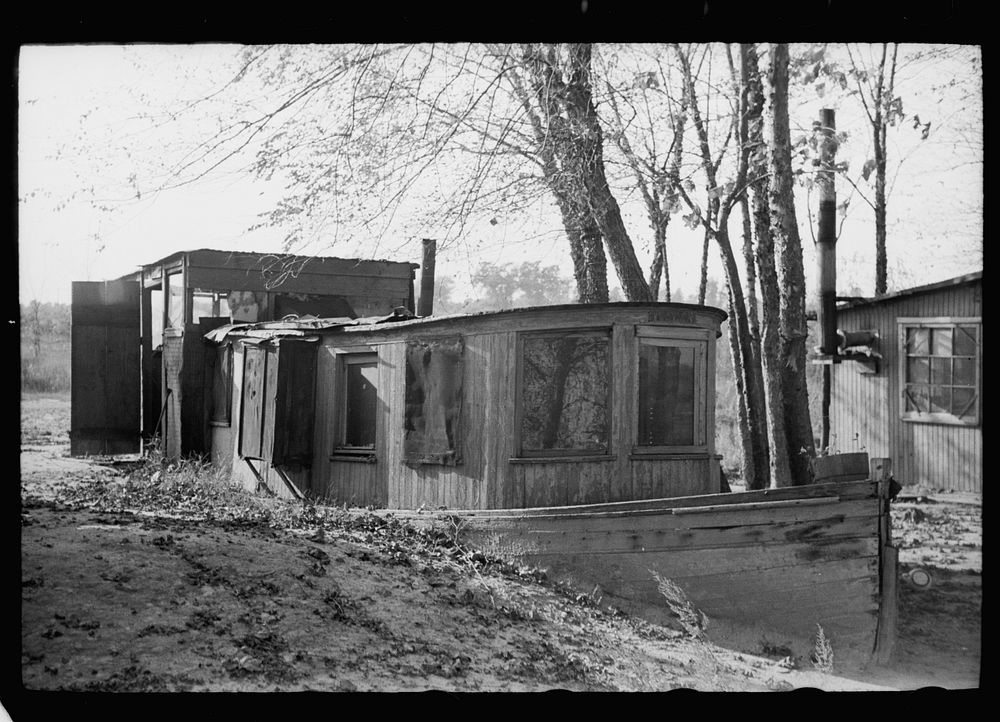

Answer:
[901,320,980,426]
[336,353,379,454]
[166,272,184,329]
[519,331,610,456]
[210,344,233,426]
[638,341,697,447]
[404,338,464,464]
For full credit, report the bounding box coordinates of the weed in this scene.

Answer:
[810,624,834,673]
[649,570,709,639]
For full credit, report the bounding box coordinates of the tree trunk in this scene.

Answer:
[698,227,710,305]
[765,43,816,485]
[874,134,888,296]
[716,225,771,490]
[740,196,760,342]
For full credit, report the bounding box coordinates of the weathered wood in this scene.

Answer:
[70,281,141,456]
[811,452,870,483]
[239,345,267,459]
[672,495,839,515]
[874,545,898,664]
[465,514,880,556]
[831,276,981,493]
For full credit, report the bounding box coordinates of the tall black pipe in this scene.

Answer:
[816,108,838,356]
[417,238,436,317]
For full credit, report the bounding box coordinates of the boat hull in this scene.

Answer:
[399,479,895,667]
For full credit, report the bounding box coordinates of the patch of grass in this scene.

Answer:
[21,338,71,393]
[650,570,709,639]
[810,624,834,673]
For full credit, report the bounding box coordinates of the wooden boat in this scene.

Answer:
[395,466,897,668]
[202,302,897,666]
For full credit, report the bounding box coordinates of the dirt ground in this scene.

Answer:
[13,393,981,697]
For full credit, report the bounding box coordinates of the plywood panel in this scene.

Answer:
[70,280,141,456]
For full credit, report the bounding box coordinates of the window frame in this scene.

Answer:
[333,352,380,458]
[631,326,709,455]
[898,316,981,427]
[515,328,614,460]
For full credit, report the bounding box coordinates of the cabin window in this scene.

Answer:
[900,319,980,426]
[633,330,708,452]
[210,344,233,426]
[404,337,464,465]
[192,291,231,322]
[336,353,379,455]
[518,331,611,456]
[165,271,184,329]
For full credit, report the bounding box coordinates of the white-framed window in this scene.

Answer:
[633,327,709,453]
[899,317,980,426]
[335,353,379,455]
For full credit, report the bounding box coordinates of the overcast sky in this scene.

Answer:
[18,43,983,306]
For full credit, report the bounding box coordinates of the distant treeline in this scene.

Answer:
[21,301,71,393]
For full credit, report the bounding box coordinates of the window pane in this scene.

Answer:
[906,357,929,383]
[405,338,464,462]
[953,388,977,419]
[953,358,976,386]
[954,326,977,356]
[930,328,952,356]
[930,386,951,413]
[218,296,231,319]
[638,344,696,446]
[930,357,951,385]
[192,293,214,322]
[521,335,609,453]
[907,327,929,354]
[905,384,929,412]
[344,362,377,448]
[166,273,184,329]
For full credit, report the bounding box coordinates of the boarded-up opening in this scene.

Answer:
[404,337,463,465]
[238,339,317,467]
[70,280,141,456]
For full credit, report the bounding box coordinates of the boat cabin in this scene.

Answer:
[207,302,728,509]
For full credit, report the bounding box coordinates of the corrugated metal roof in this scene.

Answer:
[837,271,982,309]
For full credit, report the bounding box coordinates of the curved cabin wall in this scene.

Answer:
[305,304,724,510]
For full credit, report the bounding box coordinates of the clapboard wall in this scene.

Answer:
[302,303,725,510]
[830,274,982,492]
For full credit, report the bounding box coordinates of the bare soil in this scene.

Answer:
[13,393,981,696]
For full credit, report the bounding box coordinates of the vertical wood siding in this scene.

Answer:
[831,281,981,492]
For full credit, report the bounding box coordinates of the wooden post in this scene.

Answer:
[418,238,436,317]
[870,457,897,664]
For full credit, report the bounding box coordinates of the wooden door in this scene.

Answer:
[70,280,141,456]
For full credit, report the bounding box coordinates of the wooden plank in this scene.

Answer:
[612,323,635,503]
[463,478,878,516]
[811,452,870,482]
[875,545,898,664]
[239,345,267,459]
[186,267,412,300]
[672,495,840,515]
[186,250,415,278]
[468,513,879,556]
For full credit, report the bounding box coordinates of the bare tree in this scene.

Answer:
[765,43,816,486]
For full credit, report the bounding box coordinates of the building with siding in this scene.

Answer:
[829,272,982,493]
